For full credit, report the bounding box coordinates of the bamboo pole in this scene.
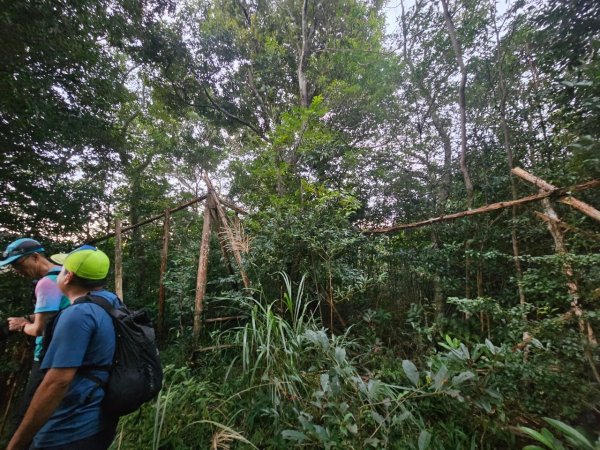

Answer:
[365,179,600,234]
[512,167,600,223]
[193,198,213,340]
[115,219,123,300]
[157,209,170,338]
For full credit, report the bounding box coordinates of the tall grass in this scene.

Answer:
[115,273,566,449]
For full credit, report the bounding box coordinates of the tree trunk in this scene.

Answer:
[401,1,452,318]
[440,0,474,301]
[297,0,310,109]
[490,3,526,305]
[440,0,473,208]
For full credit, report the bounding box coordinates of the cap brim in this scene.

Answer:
[50,253,68,265]
[0,254,25,268]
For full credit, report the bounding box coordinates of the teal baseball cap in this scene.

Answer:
[0,238,45,268]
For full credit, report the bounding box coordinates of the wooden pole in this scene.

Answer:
[213,194,250,288]
[534,212,600,242]
[512,167,600,223]
[193,198,212,339]
[538,198,600,383]
[157,209,170,338]
[204,174,250,288]
[209,207,236,277]
[115,219,123,300]
[365,179,600,234]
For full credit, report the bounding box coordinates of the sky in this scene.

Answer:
[384,0,512,38]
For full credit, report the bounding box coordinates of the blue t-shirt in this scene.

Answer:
[33,268,70,361]
[35,290,120,447]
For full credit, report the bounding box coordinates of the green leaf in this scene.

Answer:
[543,418,595,450]
[433,365,448,390]
[304,330,330,350]
[402,360,419,386]
[418,430,432,450]
[334,346,347,364]
[452,371,475,385]
[485,339,498,355]
[320,373,330,393]
[518,426,555,448]
[313,424,329,442]
[364,437,381,447]
[282,430,308,442]
[347,423,358,434]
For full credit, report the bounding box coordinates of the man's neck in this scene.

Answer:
[66,288,90,303]
[66,287,104,303]
[36,258,56,278]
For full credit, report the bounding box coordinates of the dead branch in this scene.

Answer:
[512,167,600,223]
[365,179,600,234]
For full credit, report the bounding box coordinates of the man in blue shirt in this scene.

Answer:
[1,238,70,430]
[8,246,120,450]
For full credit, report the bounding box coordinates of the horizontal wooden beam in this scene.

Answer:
[365,179,600,234]
[88,194,209,244]
[219,198,248,215]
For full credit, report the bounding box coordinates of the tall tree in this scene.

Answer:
[0,0,170,237]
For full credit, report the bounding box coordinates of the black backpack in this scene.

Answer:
[75,295,164,416]
[41,294,163,416]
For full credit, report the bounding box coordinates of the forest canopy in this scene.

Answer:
[1,0,599,448]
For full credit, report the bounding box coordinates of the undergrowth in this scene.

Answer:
[113,273,600,449]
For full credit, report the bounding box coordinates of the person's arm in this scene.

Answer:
[7,312,53,336]
[7,367,76,450]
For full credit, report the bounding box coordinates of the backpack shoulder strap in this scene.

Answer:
[72,295,115,389]
[73,294,116,315]
[45,269,62,277]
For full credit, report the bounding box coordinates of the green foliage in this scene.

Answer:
[518,417,600,450]
[3,0,600,447]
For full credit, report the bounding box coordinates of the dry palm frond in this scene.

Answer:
[218,215,251,254]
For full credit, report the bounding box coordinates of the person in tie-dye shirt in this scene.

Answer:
[1,238,70,432]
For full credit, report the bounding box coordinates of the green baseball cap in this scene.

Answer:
[50,253,68,265]
[64,247,110,280]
